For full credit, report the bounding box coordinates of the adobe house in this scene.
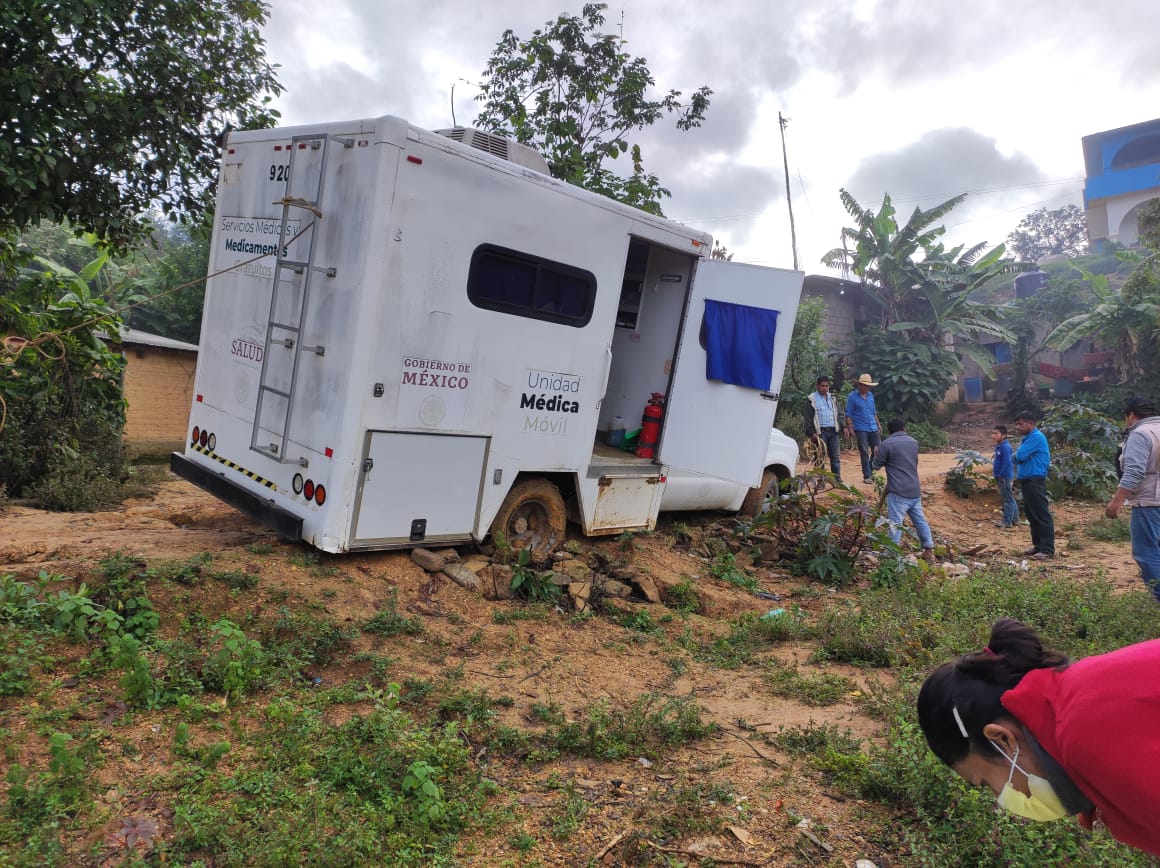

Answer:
[107,329,198,457]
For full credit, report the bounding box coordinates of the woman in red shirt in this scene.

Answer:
[917,618,1160,856]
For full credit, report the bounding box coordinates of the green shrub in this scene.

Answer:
[944,449,988,498]
[906,419,949,449]
[1085,516,1131,542]
[1040,402,1121,501]
[27,450,125,512]
[854,328,960,418]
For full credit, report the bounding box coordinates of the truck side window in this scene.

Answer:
[468,244,595,327]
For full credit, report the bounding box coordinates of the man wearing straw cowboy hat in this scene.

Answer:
[845,373,883,484]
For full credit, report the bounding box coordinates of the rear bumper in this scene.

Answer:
[170,452,303,541]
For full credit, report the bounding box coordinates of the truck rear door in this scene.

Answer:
[659,261,802,487]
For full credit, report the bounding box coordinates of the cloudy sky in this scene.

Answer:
[260,0,1160,272]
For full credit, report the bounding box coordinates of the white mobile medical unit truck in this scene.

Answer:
[172,115,802,555]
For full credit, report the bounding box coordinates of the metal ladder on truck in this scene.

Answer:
[250,132,353,465]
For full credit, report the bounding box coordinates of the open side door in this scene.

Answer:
[658,260,802,487]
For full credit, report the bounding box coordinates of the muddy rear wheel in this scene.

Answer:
[489,478,566,561]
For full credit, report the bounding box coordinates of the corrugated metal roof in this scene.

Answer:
[102,328,200,353]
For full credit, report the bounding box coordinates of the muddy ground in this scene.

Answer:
[0,421,1143,866]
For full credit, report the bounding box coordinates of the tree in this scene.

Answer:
[821,190,1015,416]
[1006,205,1089,263]
[1,0,282,248]
[0,236,127,500]
[474,3,711,215]
[709,242,733,261]
[1,2,280,505]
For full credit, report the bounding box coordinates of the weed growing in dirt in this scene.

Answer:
[944,449,988,498]
[516,693,713,763]
[509,548,561,603]
[264,608,358,668]
[492,605,549,624]
[1085,516,1132,542]
[688,611,809,669]
[610,606,665,635]
[547,780,588,840]
[167,684,491,865]
[149,553,214,585]
[708,551,760,593]
[813,566,1160,668]
[663,576,700,614]
[765,661,855,706]
[361,589,425,637]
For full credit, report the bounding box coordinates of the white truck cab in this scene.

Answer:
[173,116,803,555]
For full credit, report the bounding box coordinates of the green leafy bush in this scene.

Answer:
[1040,402,1120,501]
[26,450,125,512]
[854,328,960,418]
[0,236,128,501]
[906,419,949,449]
[944,449,988,498]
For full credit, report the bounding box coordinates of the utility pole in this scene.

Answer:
[778,112,800,271]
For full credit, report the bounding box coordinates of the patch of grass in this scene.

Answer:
[263,609,358,668]
[612,607,664,636]
[773,721,862,758]
[629,778,738,845]
[547,781,588,841]
[528,693,713,762]
[766,662,855,706]
[663,576,700,614]
[708,551,760,593]
[689,610,807,669]
[812,566,1160,668]
[207,567,260,590]
[1084,516,1131,542]
[149,554,213,586]
[362,590,425,637]
[165,685,491,865]
[492,605,549,624]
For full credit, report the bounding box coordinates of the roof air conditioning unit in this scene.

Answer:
[434,127,551,175]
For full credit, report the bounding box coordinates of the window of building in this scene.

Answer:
[467,244,595,327]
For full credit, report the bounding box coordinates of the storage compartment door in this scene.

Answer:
[589,471,663,532]
[659,261,802,487]
[352,432,488,544]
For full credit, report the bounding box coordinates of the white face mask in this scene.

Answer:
[990,741,1070,822]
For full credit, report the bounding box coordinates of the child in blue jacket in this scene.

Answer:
[992,425,1017,528]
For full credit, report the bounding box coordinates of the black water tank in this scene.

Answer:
[1014,269,1049,299]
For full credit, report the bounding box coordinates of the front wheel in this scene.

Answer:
[489,478,567,561]
[739,468,781,517]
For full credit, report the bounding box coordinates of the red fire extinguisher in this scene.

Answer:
[636,392,665,458]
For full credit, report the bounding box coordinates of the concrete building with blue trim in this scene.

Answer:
[1082,118,1160,248]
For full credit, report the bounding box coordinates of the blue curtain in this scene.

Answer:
[703,298,779,390]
